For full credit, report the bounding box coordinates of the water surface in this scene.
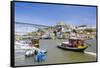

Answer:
[15,39,97,66]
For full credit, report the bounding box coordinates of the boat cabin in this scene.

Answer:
[68,37,84,48]
[31,38,39,48]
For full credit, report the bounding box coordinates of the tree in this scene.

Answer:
[84,28,94,33]
[15,34,22,41]
[72,29,77,33]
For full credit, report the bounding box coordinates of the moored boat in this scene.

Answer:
[57,45,88,52]
[57,37,88,52]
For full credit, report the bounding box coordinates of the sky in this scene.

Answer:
[14,2,97,34]
[15,2,97,26]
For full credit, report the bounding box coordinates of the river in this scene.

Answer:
[15,39,97,66]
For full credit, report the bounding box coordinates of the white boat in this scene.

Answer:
[25,47,47,57]
[15,41,47,56]
[25,49,35,57]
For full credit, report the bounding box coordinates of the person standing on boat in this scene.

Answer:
[73,40,77,47]
[68,39,73,47]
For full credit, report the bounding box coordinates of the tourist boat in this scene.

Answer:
[57,37,88,52]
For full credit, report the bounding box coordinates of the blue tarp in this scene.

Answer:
[35,51,46,62]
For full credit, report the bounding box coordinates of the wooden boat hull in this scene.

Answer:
[57,45,88,52]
